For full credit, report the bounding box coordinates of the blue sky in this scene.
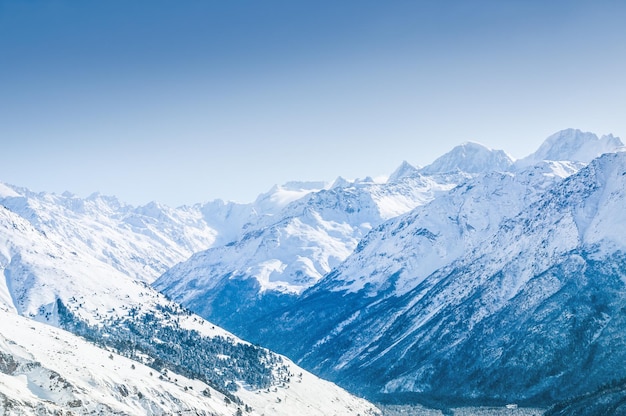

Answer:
[1,0,625,206]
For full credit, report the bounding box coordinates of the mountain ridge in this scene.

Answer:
[3,127,625,413]
[0,188,381,415]
[154,128,626,409]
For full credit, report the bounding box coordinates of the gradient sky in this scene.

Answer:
[1,0,625,206]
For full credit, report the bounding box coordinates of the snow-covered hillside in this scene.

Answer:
[0,307,246,415]
[0,180,331,284]
[0,307,380,416]
[0,201,380,415]
[154,164,470,335]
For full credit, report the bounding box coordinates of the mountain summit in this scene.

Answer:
[388,161,421,182]
[516,128,624,168]
[419,141,514,175]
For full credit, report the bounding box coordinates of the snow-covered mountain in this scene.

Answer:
[0,184,216,283]
[0,199,380,415]
[316,160,580,298]
[154,166,471,335]
[515,128,624,168]
[153,135,577,343]
[237,133,626,407]
[0,307,380,416]
[0,180,333,284]
[3,127,625,411]
[419,141,514,175]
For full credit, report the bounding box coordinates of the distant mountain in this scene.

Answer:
[0,184,217,282]
[388,161,420,182]
[419,141,514,175]
[515,128,624,168]
[0,179,337,284]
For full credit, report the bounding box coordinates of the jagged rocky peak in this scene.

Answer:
[330,176,352,189]
[388,160,420,182]
[419,141,514,175]
[517,128,625,168]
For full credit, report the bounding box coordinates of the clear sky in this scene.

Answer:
[1,0,625,206]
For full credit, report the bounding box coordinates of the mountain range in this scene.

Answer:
[2,128,626,413]
[0,181,380,414]
[155,128,626,409]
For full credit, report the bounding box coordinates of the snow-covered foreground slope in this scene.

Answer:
[0,307,241,415]
[0,308,380,416]
[0,203,379,415]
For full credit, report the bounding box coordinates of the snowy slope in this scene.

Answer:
[0,180,329,285]
[0,204,380,415]
[318,160,580,297]
[0,307,380,416]
[154,168,462,335]
[0,307,245,415]
[244,137,626,406]
[0,186,218,282]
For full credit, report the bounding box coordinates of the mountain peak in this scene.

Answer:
[330,176,351,189]
[517,129,624,168]
[420,141,514,175]
[388,160,420,182]
[0,182,21,198]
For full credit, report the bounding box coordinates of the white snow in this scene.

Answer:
[2,127,625,412]
[0,308,380,415]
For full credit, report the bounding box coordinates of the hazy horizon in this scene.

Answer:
[2,1,625,206]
